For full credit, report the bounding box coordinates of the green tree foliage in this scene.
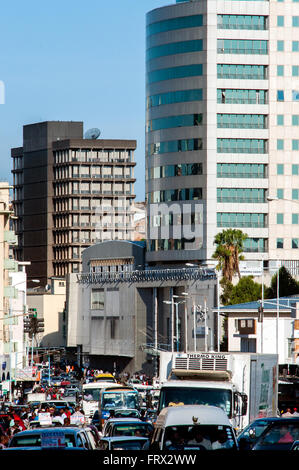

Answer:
[212,229,248,282]
[228,276,262,305]
[265,266,299,298]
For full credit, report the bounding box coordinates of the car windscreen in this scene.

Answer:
[114,410,139,418]
[83,389,101,401]
[163,425,236,451]
[159,387,232,418]
[112,423,153,437]
[102,392,139,410]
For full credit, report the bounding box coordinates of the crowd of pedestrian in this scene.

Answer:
[280,407,299,417]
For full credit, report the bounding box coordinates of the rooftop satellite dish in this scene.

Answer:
[84,128,101,139]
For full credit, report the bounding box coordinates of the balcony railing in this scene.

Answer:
[217,197,266,203]
[218,98,267,105]
[217,172,266,178]
[217,73,267,80]
[217,222,266,228]
[217,48,268,55]
[217,147,267,154]
[217,123,267,129]
[77,267,217,285]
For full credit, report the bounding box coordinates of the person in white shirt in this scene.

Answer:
[187,428,212,450]
[212,430,232,450]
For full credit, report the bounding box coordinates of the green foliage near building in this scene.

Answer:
[265,266,299,298]
[221,276,263,306]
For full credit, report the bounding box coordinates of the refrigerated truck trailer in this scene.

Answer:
[158,352,278,431]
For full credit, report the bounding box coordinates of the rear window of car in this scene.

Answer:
[112,424,153,437]
[9,433,76,448]
[111,440,146,450]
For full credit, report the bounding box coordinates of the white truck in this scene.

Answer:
[158,351,278,431]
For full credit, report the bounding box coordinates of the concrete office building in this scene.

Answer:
[11,121,136,285]
[68,240,217,375]
[145,0,299,275]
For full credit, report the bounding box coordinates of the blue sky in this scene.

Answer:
[0,0,170,201]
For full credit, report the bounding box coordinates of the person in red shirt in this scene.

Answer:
[278,426,294,443]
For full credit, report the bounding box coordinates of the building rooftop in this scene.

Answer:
[220,296,299,312]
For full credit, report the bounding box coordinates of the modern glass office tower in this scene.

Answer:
[146,0,299,273]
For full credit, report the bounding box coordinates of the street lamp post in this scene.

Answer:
[163,296,186,352]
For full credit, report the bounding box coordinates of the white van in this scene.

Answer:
[150,405,238,451]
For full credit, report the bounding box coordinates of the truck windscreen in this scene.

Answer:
[83,389,101,401]
[159,387,232,417]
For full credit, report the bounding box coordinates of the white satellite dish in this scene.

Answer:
[84,128,101,139]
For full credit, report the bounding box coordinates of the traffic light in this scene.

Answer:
[28,308,37,317]
[24,309,44,336]
[24,317,31,334]
[36,319,45,333]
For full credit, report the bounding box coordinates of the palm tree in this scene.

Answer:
[212,229,248,282]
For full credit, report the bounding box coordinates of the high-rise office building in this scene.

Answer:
[146,0,299,273]
[12,121,136,284]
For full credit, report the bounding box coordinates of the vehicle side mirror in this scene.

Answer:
[249,428,256,440]
[241,393,248,416]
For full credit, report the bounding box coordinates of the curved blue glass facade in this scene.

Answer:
[147,89,203,109]
[147,39,203,61]
[147,64,203,84]
[147,15,203,36]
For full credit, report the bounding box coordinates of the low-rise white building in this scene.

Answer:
[219,296,299,365]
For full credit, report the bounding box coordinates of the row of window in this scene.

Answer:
[217,163,266,179]
[148,138,202,156]
[148,188,202,203]
[217,64,267,80]
[217,188,266,203]
[146,39,203,62]
[146,14,203,37]
[217,213,266,228]
[277,139,299,150]
[277,90,299,101]
[148,237,266,253]
[148,238,199,252]
[217,39,268,55]
[148,113,268,131]
[277,239,299,249]
[148,63,272,84]
[147,64,203,84]
[147,89,202,109]
[148,163,202,180]
[147,113,202,132]
[277,164,299,175]
[277,213,299,224]
[217,114,267,129]
[217,15,267,30]
[147,88,267,108]
[217,89,267,105]
[217,139,267,154]
[276,115,299,126]
[277,15,299,26]
[150,212,201,228]
[147,138,267,156]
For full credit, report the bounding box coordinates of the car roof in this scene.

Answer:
[156,405,231,427]
[107,418,143,423]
